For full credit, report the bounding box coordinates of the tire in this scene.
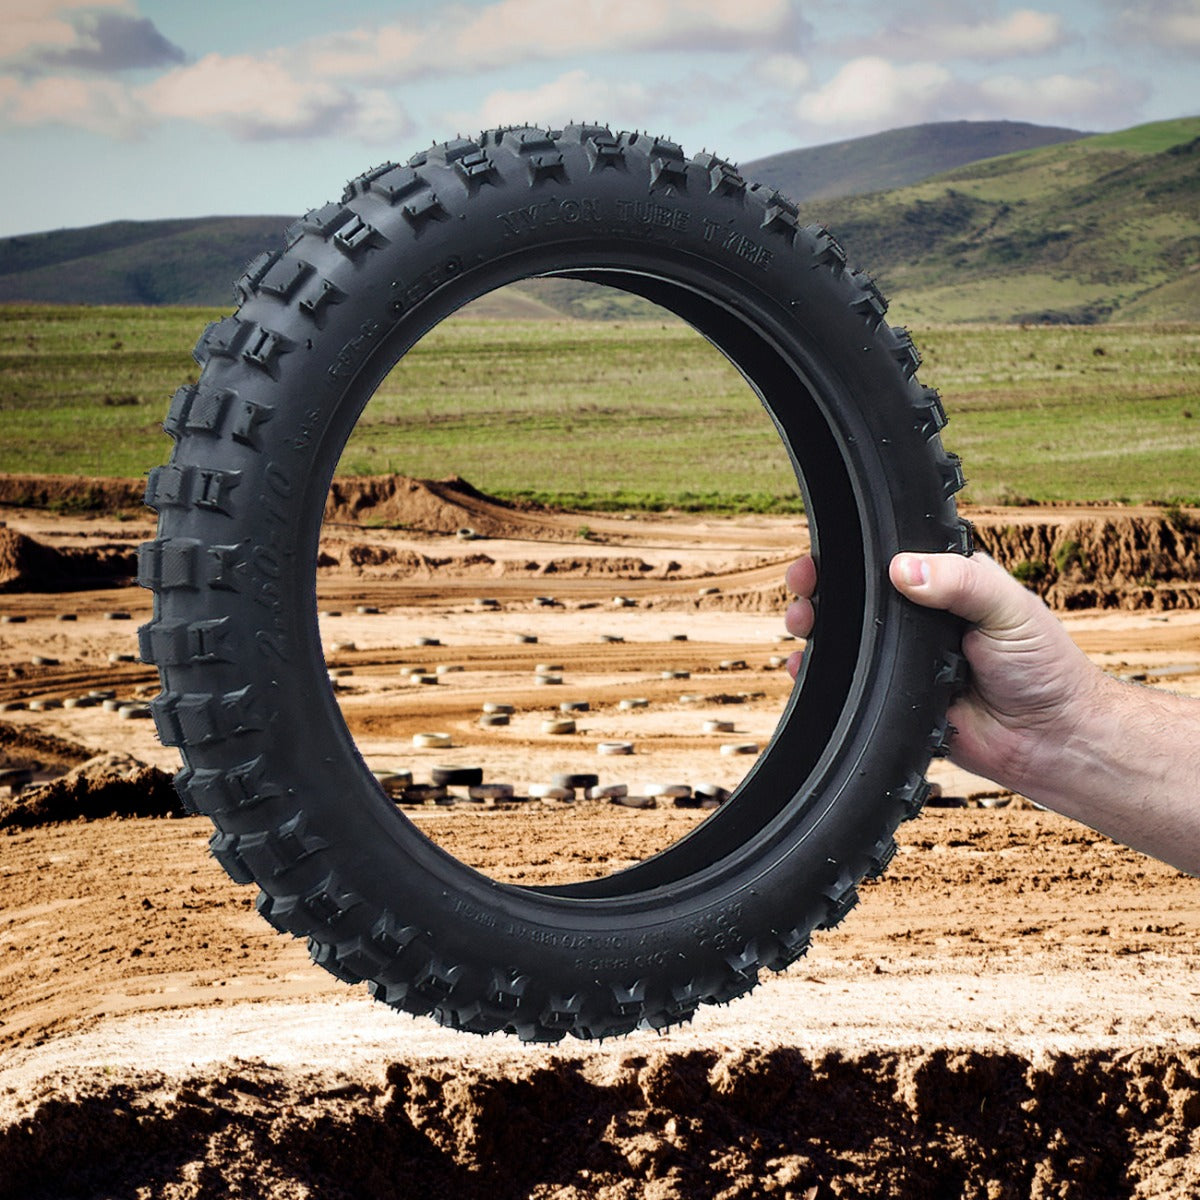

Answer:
[552,772,600,790]
[431,765,485,788]
[139,124,970,1042]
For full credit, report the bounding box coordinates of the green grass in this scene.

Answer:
[2,306,1199,509]
[807,116,1200,325]
[917,324,1200,504]
[1084,117,1200,154]
[0,304,208,478]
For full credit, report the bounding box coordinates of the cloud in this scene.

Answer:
[454,68,654,133]
[293,24,426,85]
[795,57,953,128]
[758,53,811,91]
[293,0,798,84]
[843,6,1068,61]
[0,70,145,135]
[926,8,1066,58]
[451,0,794,60]
[140,54,411,141]
[1113,0,1200,50]
[0,0,805,146]
[974,68,1145,122]
[42,10,186,70]
[791,56,1138,137]
[2,1,184,73]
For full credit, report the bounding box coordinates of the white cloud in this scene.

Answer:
[841,6,1068,62]
[758,52,811,90]
[0,0,130,63]
[790,55,1142,140]
[293,0,795,85]
[928,8,1066,58]
[452,0,792,60]
[0,0,802,145]
[294,24,425,85]
[974,68,1140,122]
[795,57,952,128]
[140,54,411,141]
[0,70,145,136]
[454,68,653,133]
[1114,0,1200,50]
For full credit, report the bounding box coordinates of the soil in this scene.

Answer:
[3,476,1200,1199]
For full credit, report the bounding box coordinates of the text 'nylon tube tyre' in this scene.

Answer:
[139,125,972,1042]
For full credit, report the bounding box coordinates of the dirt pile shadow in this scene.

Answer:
[4,1046,1199,1199]
[0,752,182,829]
[0,525,136,592]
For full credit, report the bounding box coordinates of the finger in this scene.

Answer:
[785,596,815,639]
[786,648,804,679]
[889,552,1037,634]
[785,555,817,600]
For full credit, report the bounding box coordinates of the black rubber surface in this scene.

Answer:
[139,125,971,1041]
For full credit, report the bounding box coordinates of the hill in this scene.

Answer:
[0,216,288,306]
[800,116,1200,324]
[0,120,1096,311]
[741,119,1084,204]
[0,118,1195,322]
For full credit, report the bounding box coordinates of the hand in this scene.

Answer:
[785,551,1102,798]
[786,551,1200,872]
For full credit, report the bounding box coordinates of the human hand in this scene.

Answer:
[784,551,1103,798]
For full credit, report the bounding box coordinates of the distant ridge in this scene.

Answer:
[795,115,1200,324]
[742,119,1086,203]
[0,216,289,306]
[0,117,1195,322]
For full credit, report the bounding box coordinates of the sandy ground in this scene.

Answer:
[3,499,1200,1198]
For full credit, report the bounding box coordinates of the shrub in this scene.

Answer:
[1012,559,1049,585]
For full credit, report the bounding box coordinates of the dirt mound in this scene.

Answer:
[0,720,92,774]
[330,543,500,577]
[3,1046,1198,1199]
[324,474,551,540]
[0,753,182,829]
[976,513,1200,611]
[0,473,146,514]
[0,524,137,592]
[650,580,792,613]
[526,555,673,577]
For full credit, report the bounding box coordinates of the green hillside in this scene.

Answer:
[742,119,1084,204]
[806,116,1200,324]
[0,120,1099,312]
[0,118,1195,322]
[0,216,289,306]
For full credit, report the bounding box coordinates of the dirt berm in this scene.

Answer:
[323,474,569,540]
[973,512,1200,610]
[3,1046,1199,1199]
[4,472,1200,608]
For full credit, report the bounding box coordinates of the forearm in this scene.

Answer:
[1020,674,1200,875]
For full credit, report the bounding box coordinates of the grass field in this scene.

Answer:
[1,304,1198,509]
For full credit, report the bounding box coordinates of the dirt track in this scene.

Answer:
[3,488,1200,1198]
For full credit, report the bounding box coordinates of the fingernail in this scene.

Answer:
[897,554,930,587]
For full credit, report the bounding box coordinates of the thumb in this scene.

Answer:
[889,552,1035,635]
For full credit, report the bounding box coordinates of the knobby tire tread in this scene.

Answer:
[141,125,971,1042]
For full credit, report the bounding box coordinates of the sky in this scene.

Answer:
[0,0,1197,238]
